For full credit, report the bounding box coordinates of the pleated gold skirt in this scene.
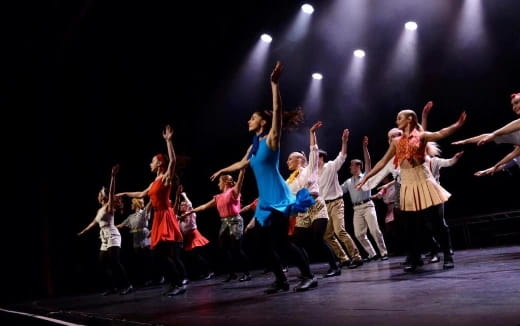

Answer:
[399,164,451,211]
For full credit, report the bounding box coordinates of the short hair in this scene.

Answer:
[318,149,328,161]
[351,159,363,170]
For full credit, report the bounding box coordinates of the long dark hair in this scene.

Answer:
[255,107,304,132]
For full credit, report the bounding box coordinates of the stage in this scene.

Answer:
[2,245,519,326]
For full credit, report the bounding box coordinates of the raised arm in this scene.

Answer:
[266,61,283,150]
[106,164,119,215]
[421,101,433,131]
[116,183,151,199]
[362,136,371,172]
[341,129,349,156]
[162,125,176,184]
[423,111,467,143]
[233,168,246,198]
[310,121,322,147]
[355,142,396,190]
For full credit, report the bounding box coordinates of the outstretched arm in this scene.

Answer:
[474,145,520,177]
[185,198,216,217]
[424,111,467,143]
[452,133,490,146]
[210,147,251,181]
[477,119,520,146]
[355,142,396,190]
[266,61,283,151]
[362,136,371,172]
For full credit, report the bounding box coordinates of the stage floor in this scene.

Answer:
[2,245,520,326]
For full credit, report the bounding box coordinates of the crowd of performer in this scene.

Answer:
[77,61,520,297]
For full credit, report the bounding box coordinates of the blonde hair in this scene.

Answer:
[289,151,307,167]
[220,174,235,187]
[132,198,144,209]
[426,142,441,157]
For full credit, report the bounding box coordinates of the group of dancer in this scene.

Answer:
[78,60,519,296]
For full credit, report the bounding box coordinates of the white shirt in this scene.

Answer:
[287,145,320,196]
[318,152,347,200]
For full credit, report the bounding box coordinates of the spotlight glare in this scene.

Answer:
[353,49,365,58]
[301,4,314,14]
[260,34,272,43]
[312,73,323,80]
[404,21,418,31]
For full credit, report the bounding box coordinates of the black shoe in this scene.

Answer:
[102,288,117,296]
[262,268,270,274]
[324,268,341,278]
[264,280,290,294]
[404,259,424,273]
[120,285,134,295]
[348,259,363,269]
[380,255,389,261]
[203,272,215,280]
[443,256,455,269]
[166,285,186,296]
[223,273,237,282]
[181,278,189,286]
[239,274,252,282]
[294,276,318,292]
[429,254,440,263]
[282,265,289,273]
[339,260,351,268]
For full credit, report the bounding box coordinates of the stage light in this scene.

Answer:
[353,49,365,58]
[404,21,418,31]
[312,73,323,80]
[301,4,314,15]
[260,34,272,43]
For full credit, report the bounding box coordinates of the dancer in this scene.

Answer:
[210,61,315,294]
[286,121,341,278]
[116,125,187,296]
[177,187,214,280]
[116,198,155,286]
[341,136,388,261]
[184,170,252,282]
[452,92,519,176]
[356,108,466,271]
[318,129,364,269]
[78,164,134,295]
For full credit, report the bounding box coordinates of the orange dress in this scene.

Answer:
[148,178,183,249]
[394,130,450,211]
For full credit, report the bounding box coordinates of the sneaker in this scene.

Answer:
[120,285,134,295]
[166,285,186,296]
[429,254,440,263]
[239,274,252,282]
[294,276,318,292]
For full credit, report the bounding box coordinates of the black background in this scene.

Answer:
[4,0,519,303]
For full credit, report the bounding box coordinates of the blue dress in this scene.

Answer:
[250,138,313,226]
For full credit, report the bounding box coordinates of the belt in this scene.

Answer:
[325,195,343,204]
[353,198,371,206]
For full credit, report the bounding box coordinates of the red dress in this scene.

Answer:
[148,177,183,249]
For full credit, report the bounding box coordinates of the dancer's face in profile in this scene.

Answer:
[286,152,305,171]
[248,113,265,133]
[512,94,520,115]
